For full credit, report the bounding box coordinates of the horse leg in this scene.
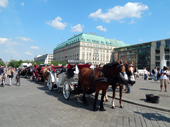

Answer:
[111,85,117,109]
[119,85,124,108]
[100,89,107,111]
[93,92,99,111]
[103,92,109,102]
[82,90,88,105]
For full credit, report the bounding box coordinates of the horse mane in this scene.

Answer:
[103,62,119,69]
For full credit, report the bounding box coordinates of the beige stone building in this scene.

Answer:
[53,33,128,65]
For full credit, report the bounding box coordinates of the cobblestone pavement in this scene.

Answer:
[106,76,170,111]
[0,76,170,127]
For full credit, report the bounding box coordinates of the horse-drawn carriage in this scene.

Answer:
[32,64,50,83]
[48,60,136,111]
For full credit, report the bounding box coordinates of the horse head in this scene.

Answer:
[124,61,136,85]
[102,60,128,84]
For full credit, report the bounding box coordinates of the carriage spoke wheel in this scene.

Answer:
[63,81,71,100]
[48,75,53,91]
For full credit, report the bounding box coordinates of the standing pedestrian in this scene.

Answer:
[0,65,4,85]
[7,67,17,86]
[143,67,148,80]
[159,66,168,92]
[154,67,158,81]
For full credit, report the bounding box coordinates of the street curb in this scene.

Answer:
[106,94,170,112]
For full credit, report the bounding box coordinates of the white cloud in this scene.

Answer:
[139,39,143,42]
[149,12,152,15]
[96,25,107,32]
[4,48,20,56]
[0,38,10,44]
[15,37,33,41]
[7,41,18,46]
[0,0,8,8]
[119,21,125,23]
[128,19,135,24]
[25,52,33,55]
[30,46,39,49]
[46,16,67,30]
[89,2,148,23]
[71,24,84,32]
[168,31,170,35]
[20,3,25,6]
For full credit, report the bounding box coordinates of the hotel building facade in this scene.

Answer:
[53,33,128,65]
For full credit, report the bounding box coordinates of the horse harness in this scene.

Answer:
[125,64,134,76]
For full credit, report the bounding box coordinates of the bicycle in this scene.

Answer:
[15,70,21,86]
[1,73,6,87]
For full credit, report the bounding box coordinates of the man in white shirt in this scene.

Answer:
[159,66,168,92]
[143,67,148,80]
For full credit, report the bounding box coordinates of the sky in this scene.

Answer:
[0,0,170,63]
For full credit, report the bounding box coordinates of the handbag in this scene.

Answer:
[7,71,11,76]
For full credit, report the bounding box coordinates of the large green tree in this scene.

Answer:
[8,60,18,67]
[0,61,5,66]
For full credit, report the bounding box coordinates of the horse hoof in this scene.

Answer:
[100,107,106,111]
[93,107,98,111]
[106,99,109,102]
[120,106,123,108]
[111,106,115,109]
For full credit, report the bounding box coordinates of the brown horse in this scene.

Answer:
[105,61,136,109]
[78,60,128,111]
[42,68,50,85]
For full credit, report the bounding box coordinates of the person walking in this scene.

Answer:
[0,65,4,85]
[159,66,169,92]
[143,67,148,80]
[154,67,158,81]
[7,67,17,86]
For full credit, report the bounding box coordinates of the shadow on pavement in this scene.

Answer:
[140,88,159,91]
[134,111,170,122]
[37,85,114,112]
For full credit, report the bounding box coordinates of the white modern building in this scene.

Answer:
[34,54,53,64]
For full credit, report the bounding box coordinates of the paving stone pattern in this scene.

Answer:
[107,76,170,109]
[0,76,170,127]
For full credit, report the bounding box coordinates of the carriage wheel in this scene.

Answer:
[48,75,53,91]
[63,81,71,100]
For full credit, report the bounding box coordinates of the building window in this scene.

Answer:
[155,56,160,60]
[166,40,170,48]
[165,55,169,60]
[156,41,161,49]
[156,62,160,67]
[82,47,85,50]
[87,39,91,42]
[82,56,84,60]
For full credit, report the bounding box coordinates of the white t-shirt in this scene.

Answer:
[154,69,158,74]
[143,69,148,75]
[159,70,168,79]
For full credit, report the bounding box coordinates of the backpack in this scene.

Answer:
[152,69,155,74]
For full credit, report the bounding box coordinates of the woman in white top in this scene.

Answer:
[159,66,169,92]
